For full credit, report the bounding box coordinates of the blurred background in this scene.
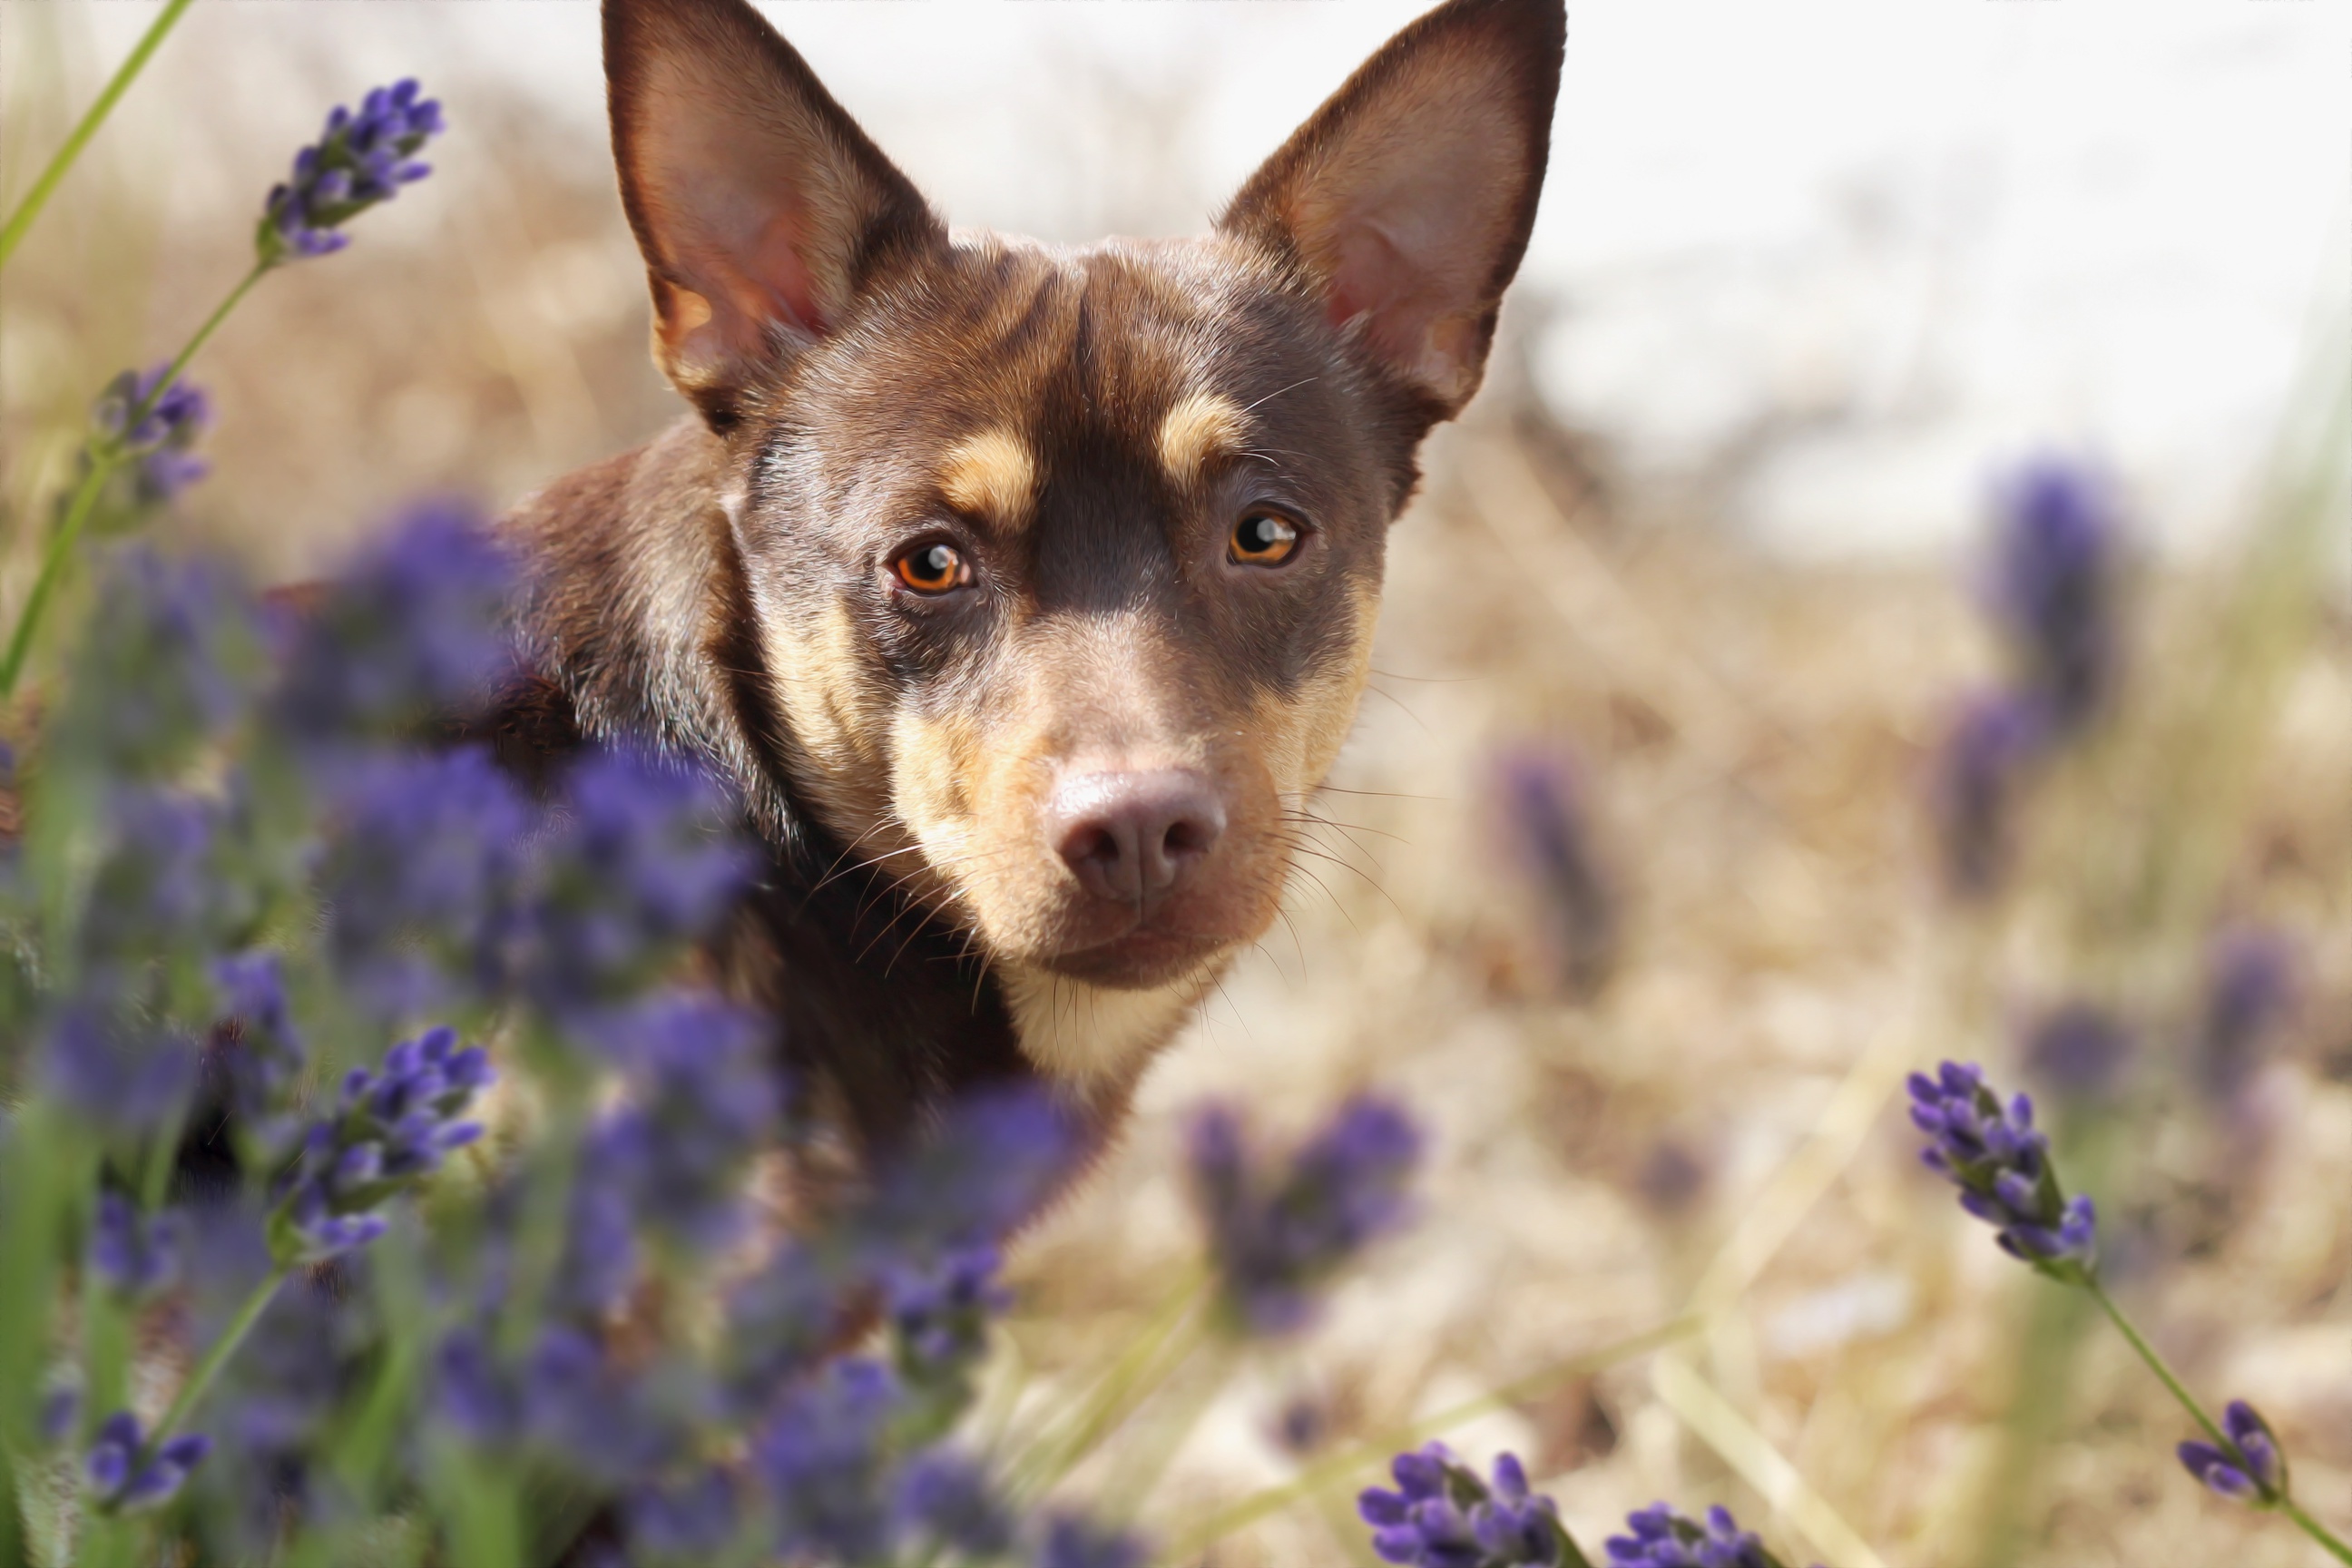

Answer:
[3,2,2347,1564]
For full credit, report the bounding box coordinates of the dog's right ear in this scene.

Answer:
[604,0,943,426]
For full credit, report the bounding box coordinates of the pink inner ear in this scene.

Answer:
[743,211,828,339]
[1323,223,1446,375]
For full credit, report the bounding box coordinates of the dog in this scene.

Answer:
[484,0,1564,1172]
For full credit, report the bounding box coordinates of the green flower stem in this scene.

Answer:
[0,259,268,701]
[2084,1281,2228,1452]
[2281,1500,2352,1567]
[2090,1282,2352,1564]
[0,0,195,270]
[151,1264,287,1447]
[1006,1272,1210,1502]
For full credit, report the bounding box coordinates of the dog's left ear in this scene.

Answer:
[1220,0,1564,418]
[604,0,945,426]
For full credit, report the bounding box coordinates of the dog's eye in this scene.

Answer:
[892,542,971,594]
[1230,510,1301,566]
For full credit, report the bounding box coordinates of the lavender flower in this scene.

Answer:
[1985,457,2122,735]
[211,949,306,1138]
[2197,929,2297,1099]
[884,1245,1008,1388]
[590,991,779,1253]
[89,1191,183,1301]
[316,747,534,1012]
[268,1025,491,1265]
[721,1240,849,1416]
[1930,691,2039,901]
[896,1451,1014,1557]
[627,1466,740,1558]
[84,1410,211,1514]
[1358,1446,1575,1568]
[93,365,211,504]
[270,501,518,750]
[1908,1061,2097,1281]
[1036,1514,1151,1568]
[754,1357,904,1562]
[63,547,255,778]
[2023,1002,2133,1102]
[1604,1503,1802,1568]
[525,750,755,1019]
[2178,1399,2288,1506]
[433,1325,682,1483]
[857,1085,1083,1262]
[38,1000,196,1137]
[260,79,445,263]
[1494,747,1617,995]
[1189,1094,1422,1335]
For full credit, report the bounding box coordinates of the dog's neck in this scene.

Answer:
[490,417,1206,1157]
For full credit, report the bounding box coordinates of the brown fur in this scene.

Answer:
[491,0,1563,1167]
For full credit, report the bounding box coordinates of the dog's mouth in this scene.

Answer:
[1036,917,1236,991]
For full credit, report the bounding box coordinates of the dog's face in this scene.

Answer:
[604,0,1560,994]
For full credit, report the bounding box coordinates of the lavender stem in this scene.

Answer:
[0,0,196,270]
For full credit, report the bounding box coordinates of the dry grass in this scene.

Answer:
[4,17,2347,1566]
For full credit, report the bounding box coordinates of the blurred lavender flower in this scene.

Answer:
[269,1024,490,1265]
[2178,1399,2288,1506]
[63,548,254,778]
[884,1244,1007,1390]
[1358,1445,1573,1568]
[79,788,232,966]
[85,1410,211,1514]
[1908,1061,2097,1282]
[858,1086,1082,1262]
[721,1240,848,1416]
[270,501,517,750]
[754,1357,903,1562]
[434,1325,681,1483]
[1494,747,1617,995]
[897,1451,1014,1557]
[591,991,778,1254]
[527,750,755,1020]
[1986,457,2122,735]
[627,1466,740,1559]
[1189,1094,1422,1335]
[93,366,211,504]
[2196,929,2298,1100]
[1929,691,2039,901]
[1036,1514,1151,1568]
[316,746,534,1012]
[39,1000,197,1137]
[260,79,445,263]
[211,949,306,1139]
[90,1191,183,1301]
[2023,1002,2134,1102]
[1604,1503,1801,1568]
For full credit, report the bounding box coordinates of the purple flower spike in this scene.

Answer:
[1931,691,2041,901]
[89,1191,183,1302]
[1601,1500,1802,1568]
[92,365,211,505]
[2178,1400,2288,1507]
[1494,746,1617,994]
[1357,1446,1574,1568]
[260,78,446,264]
[83,1410,211,1514]
[2197,929,2298,1100]
[1190,1094,1422,1337]
[1035,1514,1150,1568]
[1985,456,2122,736]
[1907,1060,2098,1284]
[267,1025,493,1265]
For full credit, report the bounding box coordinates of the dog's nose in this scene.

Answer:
[1049,770,1226,906]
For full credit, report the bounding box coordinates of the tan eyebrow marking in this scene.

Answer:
[937,428,1037,532]
[1155,391,1250,487]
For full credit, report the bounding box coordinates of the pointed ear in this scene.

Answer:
[604,0,945,425]
[1220,0,1563,418]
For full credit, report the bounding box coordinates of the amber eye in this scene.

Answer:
[1230,510,1301,566]
[892,542,970,594]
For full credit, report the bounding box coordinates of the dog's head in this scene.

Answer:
[603,0,1560,998]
